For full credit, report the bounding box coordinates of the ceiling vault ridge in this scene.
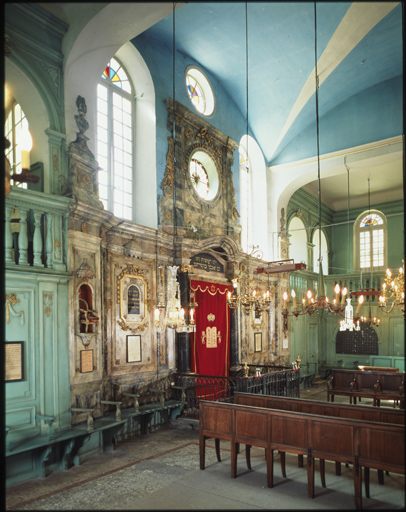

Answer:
[270,1,399,160]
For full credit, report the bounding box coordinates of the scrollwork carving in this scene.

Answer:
[160,137,174,197]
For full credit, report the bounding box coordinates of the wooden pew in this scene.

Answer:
[327,369,405,407]
[199,400,405,509]
[234,392,404,495]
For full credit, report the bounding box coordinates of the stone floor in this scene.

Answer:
[5,386,405,510]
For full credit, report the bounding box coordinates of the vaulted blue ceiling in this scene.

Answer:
[133,2,402,166]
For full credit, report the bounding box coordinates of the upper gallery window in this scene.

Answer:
[185,66,215,117]
[4,102,31,190]
[97,57,134,220]
[355,210,386,270]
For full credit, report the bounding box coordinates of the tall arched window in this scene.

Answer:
[4,102,30,190]
[96,57,134,220]
[239,135,268,258]
[354,210,386,270]
[288,216,307,267]
[239,144,251,253]
[312,228,329,275]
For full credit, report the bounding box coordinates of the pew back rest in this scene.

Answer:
[378,372,405,392]
[233,393,405,425]
[329,370,356,389]
[200,399,405,470]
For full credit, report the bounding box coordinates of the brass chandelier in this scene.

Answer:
[379,260,405,315]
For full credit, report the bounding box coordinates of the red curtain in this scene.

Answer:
[190,280,232,378]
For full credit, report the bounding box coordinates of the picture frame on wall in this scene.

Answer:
[254,332,262,353]
[127,335,142,363]
[80,349,94,373]
[5,341,24,382]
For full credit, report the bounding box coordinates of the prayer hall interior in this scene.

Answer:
[4,2,404,509]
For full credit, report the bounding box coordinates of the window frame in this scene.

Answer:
[353,209,387,271]
[97,57,135,220]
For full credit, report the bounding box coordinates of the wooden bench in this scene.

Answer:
[6,397,183,483]
[234,392,404,497]
[199,400,405,509]
[327,369,405,407]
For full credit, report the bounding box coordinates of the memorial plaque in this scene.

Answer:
[254,332,262,353]
[127,335,142,363]
[80,349,93,373]
[190,253,223,273]
[5,342,24,382]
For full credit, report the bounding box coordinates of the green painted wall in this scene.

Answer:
[287,192,404,378]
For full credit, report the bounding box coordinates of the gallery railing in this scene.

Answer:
[5,188,71,272]
[173,367,300,418]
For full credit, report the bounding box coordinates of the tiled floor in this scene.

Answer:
[5,386,405,510]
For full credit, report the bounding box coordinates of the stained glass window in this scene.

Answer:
[102,58,132,93]
[97,57,133,219]
[185,66,215,117]
[360,214,383,228]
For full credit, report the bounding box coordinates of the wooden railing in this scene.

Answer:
[173,368,300,418]
[5,188,71,272]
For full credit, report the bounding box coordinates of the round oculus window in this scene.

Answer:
[185,66,215,117]
[189,150,219,201]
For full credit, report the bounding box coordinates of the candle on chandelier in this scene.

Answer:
[283,291,288,310]
[154,308,160,322]
[180,308,185,320]
[356,295,364,316]
[190,308,194,322]
[334,284,340,305]
[227,291,231,300]
[291,289,297,311]
[341,287,347,306]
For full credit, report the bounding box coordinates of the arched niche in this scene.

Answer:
[78,283,97,334]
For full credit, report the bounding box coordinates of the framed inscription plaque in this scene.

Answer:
[127,335,142,363]
[5,341,24,382]
[80,349,93,373]
[254,332,262,353]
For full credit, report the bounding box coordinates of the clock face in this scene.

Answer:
[189,150,219,201]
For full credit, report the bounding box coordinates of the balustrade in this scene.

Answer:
[5,188,71,272]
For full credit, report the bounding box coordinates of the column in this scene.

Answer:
[229,308,239,368]
[177,332,191,373]
[177,269,192,373]
[4,205,15,265]
[18,207,30,266]
[307,242,315,272]
[45,213,53,269]
[33,210,44,267]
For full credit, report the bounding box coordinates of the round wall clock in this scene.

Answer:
[189,149,219,201]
